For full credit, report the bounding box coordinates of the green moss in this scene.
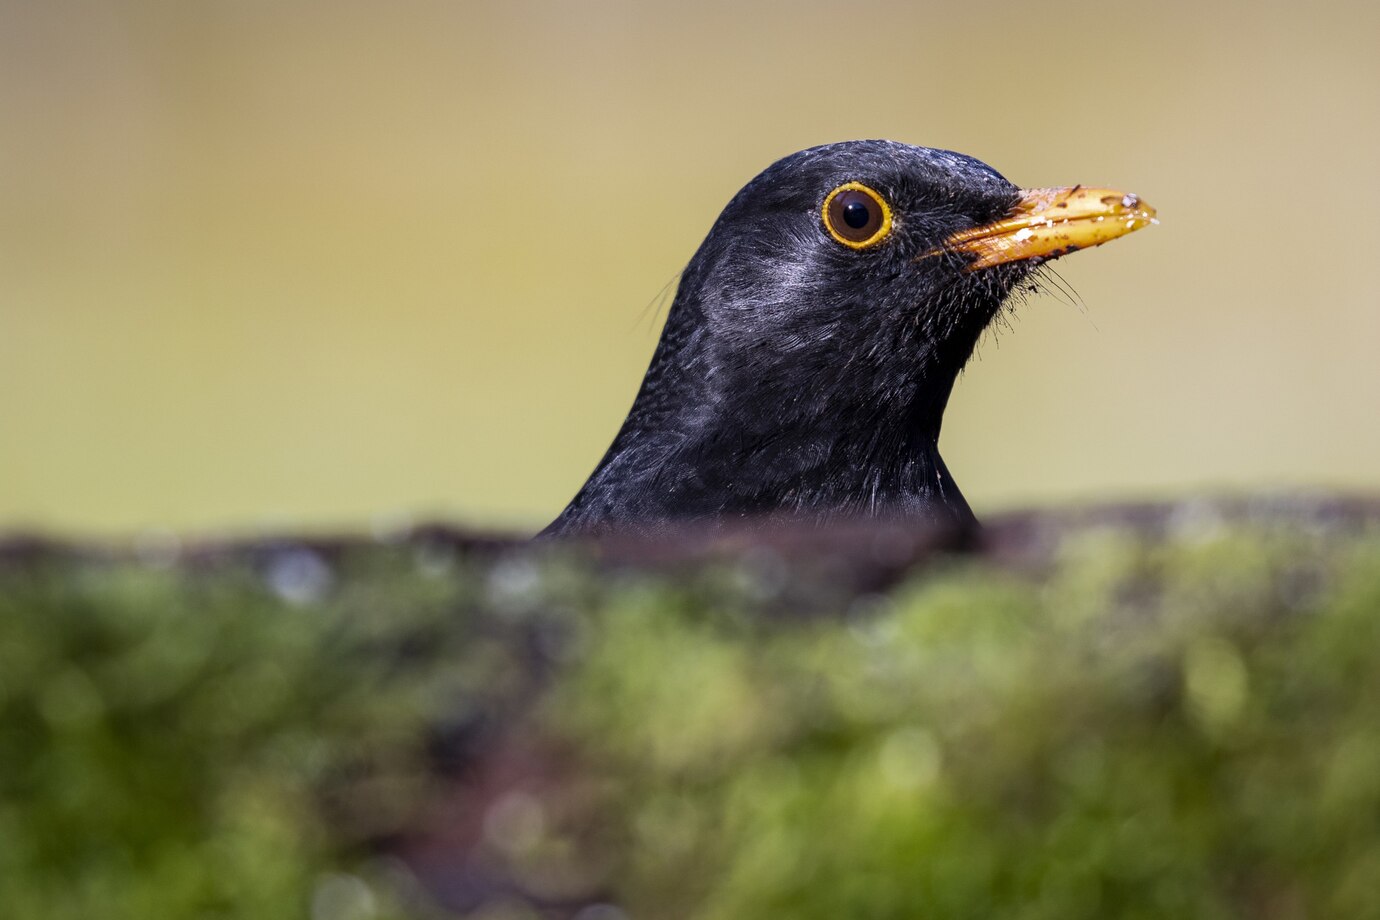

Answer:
[2,516,1380,918]
[547,529,1380,920]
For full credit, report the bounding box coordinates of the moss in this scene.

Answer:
[2,510,1379,918]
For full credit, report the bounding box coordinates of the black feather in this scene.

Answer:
[545,140,1033,536]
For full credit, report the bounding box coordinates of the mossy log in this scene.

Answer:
[3,496,1379,919]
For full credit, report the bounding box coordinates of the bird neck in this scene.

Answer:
[548,291,985,534]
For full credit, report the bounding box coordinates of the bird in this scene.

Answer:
[543,140,1155,536]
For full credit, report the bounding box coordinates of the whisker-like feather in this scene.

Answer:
[633,269,683,333]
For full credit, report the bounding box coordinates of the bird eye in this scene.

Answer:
[822,182,893,249]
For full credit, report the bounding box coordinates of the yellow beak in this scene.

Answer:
[928,185,1157,270]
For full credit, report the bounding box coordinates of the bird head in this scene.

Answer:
[677,140,1154,433]
[548,140,1154,533]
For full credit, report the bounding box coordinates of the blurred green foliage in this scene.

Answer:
[2,514,1380,919]
[0,546,477,920]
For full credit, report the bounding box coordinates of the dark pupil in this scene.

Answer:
[842,199,871,229]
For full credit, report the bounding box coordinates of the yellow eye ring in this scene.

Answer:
[822,182,893,250]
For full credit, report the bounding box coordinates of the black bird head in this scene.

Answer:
[546,140,1155,535]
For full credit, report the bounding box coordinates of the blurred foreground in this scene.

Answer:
[3,496,1380,919]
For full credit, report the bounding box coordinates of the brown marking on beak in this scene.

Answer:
[925,186,1157,270]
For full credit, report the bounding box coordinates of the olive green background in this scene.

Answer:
[2,0,1377,536]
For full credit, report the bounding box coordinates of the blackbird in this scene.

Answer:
[544,140,1155,536]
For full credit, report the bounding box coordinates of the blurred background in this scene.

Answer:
[1,0,1376,538]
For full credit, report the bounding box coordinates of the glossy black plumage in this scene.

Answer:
[545,140,1037,536]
